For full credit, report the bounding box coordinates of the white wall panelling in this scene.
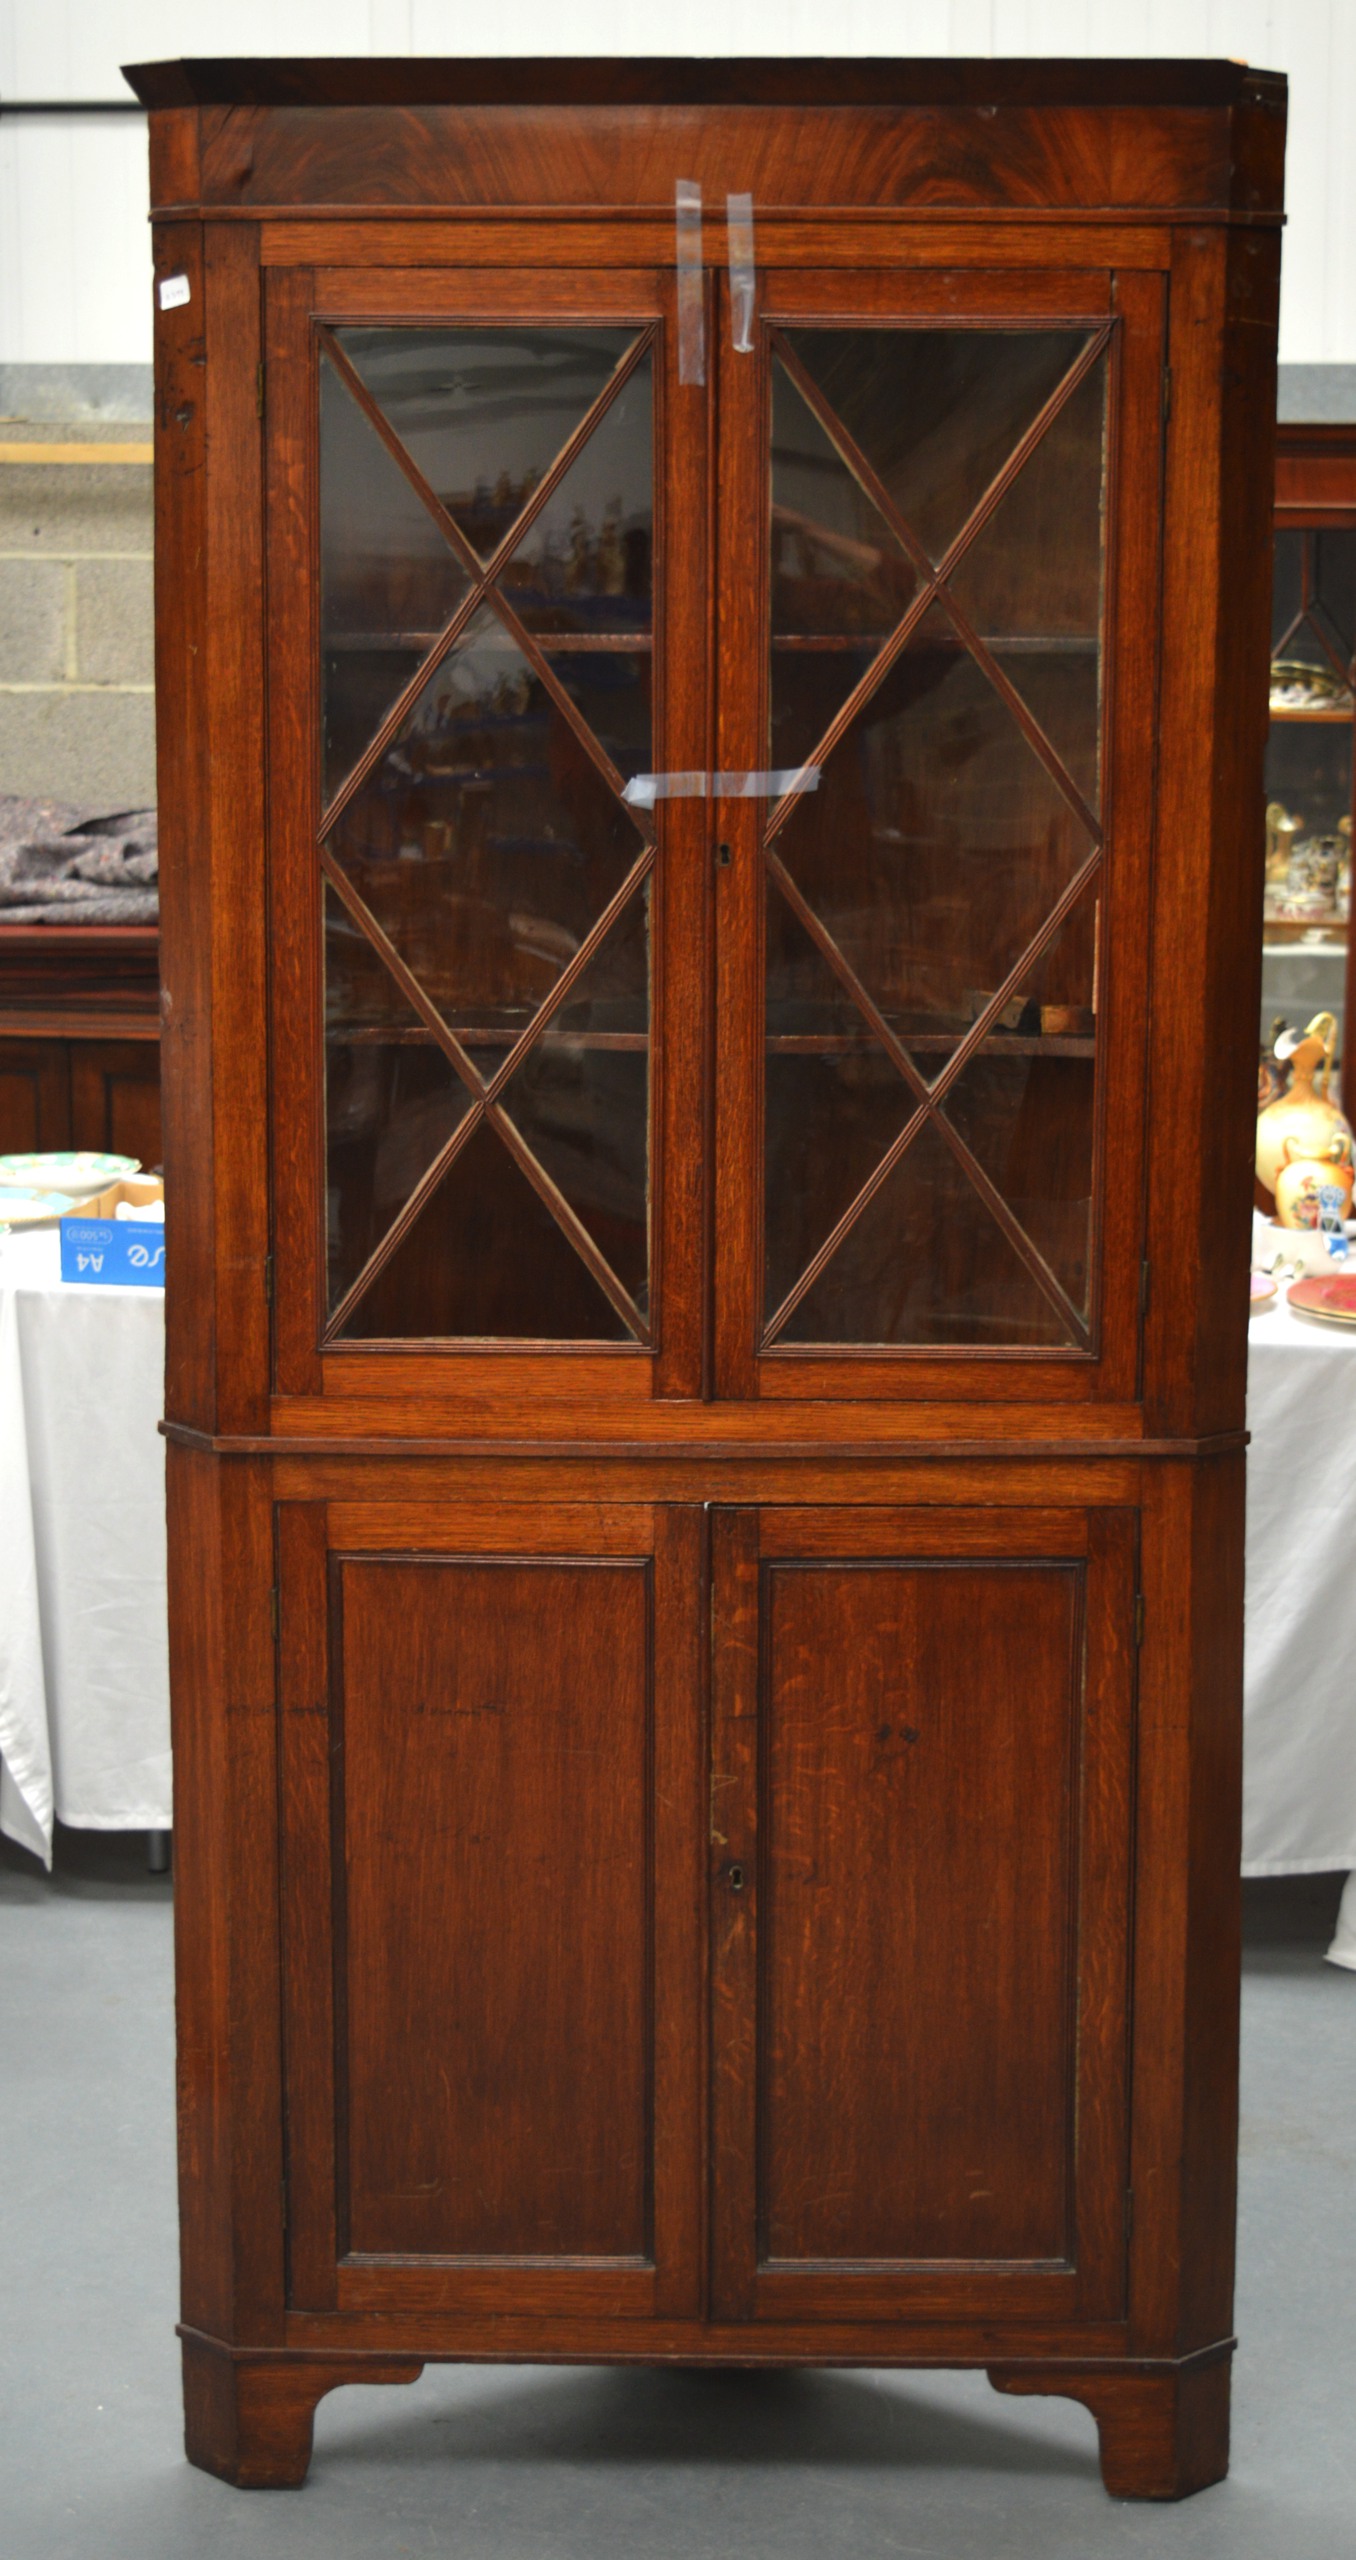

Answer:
[0,1,1351,366]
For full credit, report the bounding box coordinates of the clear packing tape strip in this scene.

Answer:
[676,180,705,386]
[622,768,821,807]
[675,183,758,381]
[727,191,755,353]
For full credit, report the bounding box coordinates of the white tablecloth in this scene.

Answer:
[1243,1287,1356,1875]
[0,1229,169,1865]
[0,1222,1353,1879]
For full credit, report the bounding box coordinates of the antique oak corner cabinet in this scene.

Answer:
[129,56,1283,2500]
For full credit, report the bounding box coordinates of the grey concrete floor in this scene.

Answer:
[0,1829,1351,2560]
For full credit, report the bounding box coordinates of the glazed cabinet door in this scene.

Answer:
[713,267,1165,1403]
[709,1504,1137,2324]
[276,1499,704,2318]
[265,258,708,1404]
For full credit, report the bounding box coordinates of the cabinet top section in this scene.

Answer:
[126,55,1284,221]
[125,56,1279,113]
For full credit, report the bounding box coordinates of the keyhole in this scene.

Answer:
[716,841,732,867]
[727,1863,745,1892]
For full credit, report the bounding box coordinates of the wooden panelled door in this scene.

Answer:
[264,247,1158,2325]
[709,1504,1137,2323]
[277,1499,705,2318]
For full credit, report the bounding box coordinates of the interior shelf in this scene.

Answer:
[765,1031,1097,1058]
[333,1022,650,1049]
[324,629,653,653]
[772,631,1100,654]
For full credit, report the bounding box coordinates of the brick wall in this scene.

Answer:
[0,414,155,810]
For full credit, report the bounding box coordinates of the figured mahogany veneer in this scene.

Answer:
[136,55,1280,2500]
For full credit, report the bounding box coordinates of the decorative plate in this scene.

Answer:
[0,1151,140,1198]
[1249,1272,1277,1311]
[0,1187,75,1226]
[1287,1272,1356,1326]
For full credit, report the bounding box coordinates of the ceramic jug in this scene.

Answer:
[1256,1012,1354,1206]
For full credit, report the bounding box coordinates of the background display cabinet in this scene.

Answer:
[1265,423,1356,1115]
[130,56,1283,2502]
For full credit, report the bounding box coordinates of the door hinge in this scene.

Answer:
[1162,364,1172,425]
[263,1252,274,1304]
[269,1585,279,1640]
[1134,1592,1146,1649]
[1139,1257,1151,1319]
[255,360,265,420]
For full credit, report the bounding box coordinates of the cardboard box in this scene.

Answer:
[60,1177,166,1287]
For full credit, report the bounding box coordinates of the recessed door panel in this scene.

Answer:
[761,1558,1079,2265]
[278,1499,703,2318]
[710,1505,1135,2324]
[341,1556,650,2258]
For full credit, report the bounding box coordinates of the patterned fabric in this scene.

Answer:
[0,793,158,923]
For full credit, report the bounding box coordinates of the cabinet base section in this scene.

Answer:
[180,2333,424,2488]
[988,2347,1232,2500]
[181,2329,1232,2498]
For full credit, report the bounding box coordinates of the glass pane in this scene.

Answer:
[335,1117,631,1343]
[1264,723,1353,853]
[319,351,471,803]
[324,603,646,1042]
[767,873,884,1043]
[766,893,913,1322]
[940,1048,1094,1320]
[1270,614,1353,705]
[1271,528,1303,654]
[947,358,1106,811]
[1271,530,1356,702]
[1263,723,1353,934]
[335,326,637,563]
[496,893,650,1311]
[538,650,652,785]
[1314,529,1356,656]
[783,328,1093,565]
[763,324,1108,1357]
[773,600,1097,1072]
[771,357,919,638]
[495,357,653,637]
[770,637,885,774]
[323,888,471,1314]
[782,1116,1070,1349]
[948,363,1105,644]
[937,886,1100,1319]
[317,321,655,1351]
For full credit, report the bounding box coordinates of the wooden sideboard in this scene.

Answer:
[0,925,161,1164]
[132,50,1281,2507]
